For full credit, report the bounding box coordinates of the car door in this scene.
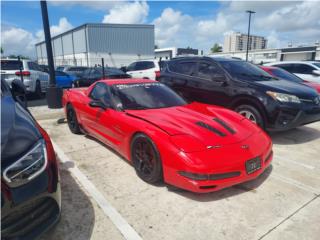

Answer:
[190,60,230,106]
[293,64,319,82]
[126,62,140,78]
[165,60,198,101]
[26,62,38,90]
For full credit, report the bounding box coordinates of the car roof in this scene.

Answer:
[99,79,155,86]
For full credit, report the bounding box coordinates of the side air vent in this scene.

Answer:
[195,121,226,137]
[213,118,236,134]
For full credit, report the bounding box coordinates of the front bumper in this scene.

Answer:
[163,132,273,193]
[1,171,61,240]
[267,103,320,131]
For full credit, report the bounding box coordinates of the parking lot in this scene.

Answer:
[29,107,320,240]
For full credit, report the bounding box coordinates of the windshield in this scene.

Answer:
[111,82,186,110]
[1,60,22,70]
[106,68,126,75]
[270,68,303,83]
[218,60,276,81]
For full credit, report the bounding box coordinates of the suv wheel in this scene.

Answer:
[235,104,264,128]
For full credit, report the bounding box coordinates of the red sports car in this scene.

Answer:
[260,66,320,93]
[62,79,273,193]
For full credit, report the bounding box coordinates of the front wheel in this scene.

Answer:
[235,104,265,129]
[66,104,81,134]
[131,134,163,184]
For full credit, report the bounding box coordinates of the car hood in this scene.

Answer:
[1,95,41,169]
[253,79,318,99]
[304,81,320,94]
[126,102,260,146]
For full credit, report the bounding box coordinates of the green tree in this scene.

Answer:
[0,47,3,54]
[210,43,222,53]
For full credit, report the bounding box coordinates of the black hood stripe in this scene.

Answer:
[213,118,236,134]
[195,121,226,137]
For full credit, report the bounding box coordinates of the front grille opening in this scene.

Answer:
[195,121,226,137]
[199,185,217,190]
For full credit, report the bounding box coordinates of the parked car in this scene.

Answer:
[56,65,71,72]
[55,71,78,88]
[63,79,272,193]
[260,66,320,93]
[1,79,61,239]
[63,66,89,78]
[1,59,49,97]
[264,61,320,83]
[75,67,131,87]
[158,56,320,131]
[125,60,161,80]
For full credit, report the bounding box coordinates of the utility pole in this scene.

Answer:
[246,10,255,62]
[40,0,62,108]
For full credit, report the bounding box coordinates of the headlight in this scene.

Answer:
[266,91,300,103]
[3,139,47,187]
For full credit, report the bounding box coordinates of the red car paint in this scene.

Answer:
[63,79,273,193]
[260,66,320,93]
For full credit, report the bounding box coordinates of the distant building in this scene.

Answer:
[155,47,199,60]
[210,45,320,64]
[35,23,154,67]
[223,32,267,52]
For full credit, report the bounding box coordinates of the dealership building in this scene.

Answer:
[211,45,320,64]
[35,23,155,68]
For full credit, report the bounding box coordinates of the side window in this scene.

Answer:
[28,62,35,70]
[294,64,315,74]
[89,83,111,105]
[275,64,294,73]
[169,61,197,76]
[55,71,67,76]
[198,62,225,81]
[127,62,137,71]
[135,61,155,70]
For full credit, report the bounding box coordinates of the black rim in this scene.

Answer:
[133,139,156,176]
[67,108,76,130]
[36,82,41,95]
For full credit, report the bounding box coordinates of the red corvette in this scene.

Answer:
[62,79,273,193]
[260,66,320,93]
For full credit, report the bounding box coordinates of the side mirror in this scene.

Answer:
[89,100,108,110]
[312,70,320,76]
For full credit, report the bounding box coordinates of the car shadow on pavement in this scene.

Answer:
[270,125,320,145]
[169,165,273,202]
[39,168,95,240]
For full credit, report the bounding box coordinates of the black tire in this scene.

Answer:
[66,104,81,134]
[35,80,44,98]
[131,133,163,184]
[235,104,265,129]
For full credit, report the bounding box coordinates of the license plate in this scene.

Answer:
[245,157,261,174]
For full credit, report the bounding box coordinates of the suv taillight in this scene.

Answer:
[15,71,31,76]
[155,70,161,78]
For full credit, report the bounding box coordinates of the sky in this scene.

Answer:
[1,0,320,58]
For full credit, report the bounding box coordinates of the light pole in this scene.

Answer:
[246,10,255,62]
[40,0,62,108]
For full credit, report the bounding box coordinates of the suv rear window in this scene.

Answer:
[1,60,22,70]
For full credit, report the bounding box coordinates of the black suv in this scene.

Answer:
[1,79,61,239]
[158,56,320,131]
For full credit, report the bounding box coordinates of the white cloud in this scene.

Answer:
[1,27,37,57]
[49,1,124,11]
[35,17,73,42]
[153,8,194,47]
[1,17,73,58]
[102,1,149,24]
